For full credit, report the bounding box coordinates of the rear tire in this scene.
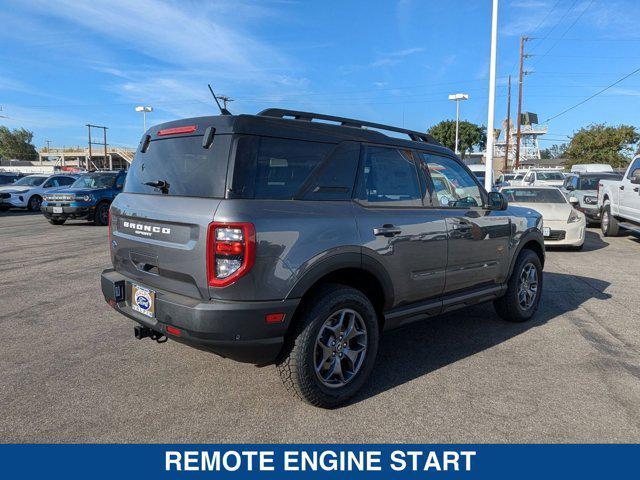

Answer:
[601,204,619,236]
[277,284,379,408]
[494,249,543,323]
[93,202,109,226]
[48,218,66,225]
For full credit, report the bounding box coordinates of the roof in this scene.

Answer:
[500,185,562,190]
[146,109,453,155]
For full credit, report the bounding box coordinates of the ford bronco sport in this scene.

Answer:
[101,109,545,408]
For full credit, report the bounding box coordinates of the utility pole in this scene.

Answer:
[484,0,499,191]
[45,139,51,152]
[514,36,530,170]
[504,75,511,172]
[217,95,234,110]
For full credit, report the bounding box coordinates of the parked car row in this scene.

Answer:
[0,170,126,226]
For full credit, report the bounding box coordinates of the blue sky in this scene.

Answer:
[1,0,640,149]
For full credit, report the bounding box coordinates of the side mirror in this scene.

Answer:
[565,184,574,191]
[487,191,508,211]
[569,196,579,205]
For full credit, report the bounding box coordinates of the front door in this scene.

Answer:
[418,152,512,294]
[620,157,640,223]
[354,146,447,307]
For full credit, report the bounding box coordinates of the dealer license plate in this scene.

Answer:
[131,284,155,318]
[543,227,551,237]
[53,206,63,213]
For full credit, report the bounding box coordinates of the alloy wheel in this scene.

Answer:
[314,308,367,388]
[517,262,538,310]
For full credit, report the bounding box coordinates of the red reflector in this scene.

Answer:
[265,313,285,324]
[166,325,182,336]
[108,299,116,308]
[215,241,244,255]
[157,125,197,136]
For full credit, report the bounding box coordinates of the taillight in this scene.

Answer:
[157,125,197,136]
[207,222,256,287]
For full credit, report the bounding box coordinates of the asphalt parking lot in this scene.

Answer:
[1,210,639,443]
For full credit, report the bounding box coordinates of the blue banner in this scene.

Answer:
[0,444,636,479]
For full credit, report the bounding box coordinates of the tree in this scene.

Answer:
[427,120,486,159]
[0,127,39,161]
[540,143,567,159]
[564,124,638,169]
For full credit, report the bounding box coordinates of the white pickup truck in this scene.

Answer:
[597,156,640,236]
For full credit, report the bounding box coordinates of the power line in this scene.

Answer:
[531,0,595,68]
[545,65,640,122]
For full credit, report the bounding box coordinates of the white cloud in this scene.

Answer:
[371,47,425,67]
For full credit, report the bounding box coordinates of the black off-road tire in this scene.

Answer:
[27,195,42,212]
[601,204,619,237]
[277,284,379,408]
[494,249,543,323]
[93,202,110,226]
[48,218,66,225]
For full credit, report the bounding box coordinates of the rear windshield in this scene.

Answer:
[502,188,567,204]
[124,135,228,198]
[579,174,621,190]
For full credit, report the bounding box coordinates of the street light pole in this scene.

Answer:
[484,0,499,191]
[448,93,469,155]
[135,106,153,133]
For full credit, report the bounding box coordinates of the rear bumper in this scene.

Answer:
[100,268,300,365]
[41,204,95,219]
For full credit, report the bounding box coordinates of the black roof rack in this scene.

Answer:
[258,108,437,144]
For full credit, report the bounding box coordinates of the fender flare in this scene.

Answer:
[507,228,545,278]
[286,250,395,310]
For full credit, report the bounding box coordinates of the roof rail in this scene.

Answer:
[258,108,438,144]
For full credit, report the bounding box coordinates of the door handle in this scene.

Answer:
[451,223,472,231]
[634,187,639,192]
[373,224,402,237]
[619,185,625,190]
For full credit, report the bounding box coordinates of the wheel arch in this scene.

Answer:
[508,230,545,280]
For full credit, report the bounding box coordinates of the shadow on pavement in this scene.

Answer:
[354,271,611,405]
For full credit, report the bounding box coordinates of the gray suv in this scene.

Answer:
[101,109,545,408]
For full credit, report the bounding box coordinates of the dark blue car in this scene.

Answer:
[41,170,126,225]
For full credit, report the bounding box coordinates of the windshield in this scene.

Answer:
[12,176,47,187]
[537,171,564,181]
[72,173,117,189]
[502,188,567,204]
[579,174,621,190]
[503,174,516,181]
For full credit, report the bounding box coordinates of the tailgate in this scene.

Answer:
[110,194,220,299]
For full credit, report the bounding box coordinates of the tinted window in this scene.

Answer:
[232,136,334,200]
[421,154,483,208]
[301,142,359,201]
[627,158,640,179]
[501,188,567,204]
[125,135,229,198]
[58,176,76,186]
[356,146,421,206]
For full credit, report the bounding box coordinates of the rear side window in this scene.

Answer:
[124,135,229,198]
[231,137,334,199]
[355,146,422,206]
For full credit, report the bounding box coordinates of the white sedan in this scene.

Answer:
[0,174,77,211]
[500,186,586,250]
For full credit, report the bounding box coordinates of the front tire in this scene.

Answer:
[27,195,42,212]
[277,284,379,408]
[494,249,543,323]
[93,202,110,226]
[601,204,619,236]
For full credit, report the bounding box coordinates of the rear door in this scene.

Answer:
[354,145,447,307]
[419,152,512,294]
[110,126,232,300]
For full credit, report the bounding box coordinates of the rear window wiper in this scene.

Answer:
[145,180,170,194]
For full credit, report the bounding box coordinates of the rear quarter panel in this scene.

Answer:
[212,199,360,301]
